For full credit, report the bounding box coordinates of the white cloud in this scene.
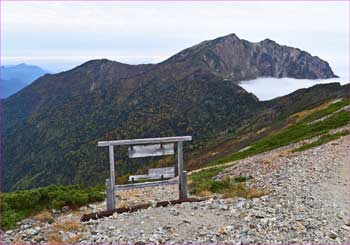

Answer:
[241,77,349,101]
[2,1,349,73]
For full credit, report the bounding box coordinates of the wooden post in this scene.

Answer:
[105,179,114,210]
[177,141,187,200]
[183,171,188,199]
[108,145,116,209]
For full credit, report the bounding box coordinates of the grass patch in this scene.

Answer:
[210,109,350,166]
[233,175,253,182]
[48,220,85,244]
[0,184,104,230]
[301,99,349,123]
[189,168,261,198]
[293,130,350,152]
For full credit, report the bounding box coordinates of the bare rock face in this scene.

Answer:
[166,33,337,81]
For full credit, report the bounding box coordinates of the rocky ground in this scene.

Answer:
[2,131,350,244]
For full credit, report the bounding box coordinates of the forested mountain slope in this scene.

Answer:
[2,34,343,191]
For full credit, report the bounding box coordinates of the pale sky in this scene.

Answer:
[1,1,349,76]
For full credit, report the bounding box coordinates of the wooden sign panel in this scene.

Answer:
[148,167,175,178]
[128,143,174,158]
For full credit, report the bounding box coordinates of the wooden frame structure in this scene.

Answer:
[98,136,192,210]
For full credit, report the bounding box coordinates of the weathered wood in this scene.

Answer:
[81,203,152,221]
[128,174,171,182]
[115,179,178,191]
[128,143,174,158]
[98,136,192,211]
[155,197,204,207]
[81,197,207,222]
[128,167,175,182]
[108,145,116,210]
[105,179,114,211]
[183,171,188,199]
[177,141,186,199]
[148,167,175,177]
[128,174,150,182]
[98,136,192,147]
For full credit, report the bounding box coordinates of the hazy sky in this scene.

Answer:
[2,1,349,76]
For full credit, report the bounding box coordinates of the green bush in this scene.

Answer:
[0,184,104,230]
[189,167,254,198]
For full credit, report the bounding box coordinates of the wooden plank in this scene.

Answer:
[115,179,178,191]
[81,197,208,222]
[155,197,207,207]
[129,167,175,181]
[98,136,192,147]
[128,174,150,182]
[128,143,174,158]
[108,145,116,209]
[177,141,187,199]
[148,167,175,177]
[183,171,188,199]
[128,173,175,182]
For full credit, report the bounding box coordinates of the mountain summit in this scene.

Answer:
[2,34,341,191]
[165,33,337,80]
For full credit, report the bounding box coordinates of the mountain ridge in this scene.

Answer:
[2,33,344,191]
[0,63,47,98]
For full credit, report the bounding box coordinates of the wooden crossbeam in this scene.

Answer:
[98,136,192,147]
[114,179,178,191]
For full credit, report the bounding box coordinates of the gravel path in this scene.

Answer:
[80,133,350,244]
[2,133,350,244]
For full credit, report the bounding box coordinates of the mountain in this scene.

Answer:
[0,63,47,98]
[2,34,342,191]
[164,34,337,80]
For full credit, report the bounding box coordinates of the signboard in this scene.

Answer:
[128,167,175,181]
[128,143,174,158]
[148,167,175,178]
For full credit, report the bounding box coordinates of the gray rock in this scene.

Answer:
[328,231,337,239]
[88,204,97,209]
[26,228,38,236]
[170,208,179,216]
[61,206,71,213]
[135,241,146,245]
[345,217,350,226]
[79,206,88,211]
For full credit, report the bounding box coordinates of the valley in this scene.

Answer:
[1,34,346,192]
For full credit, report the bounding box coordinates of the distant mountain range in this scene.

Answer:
[0,63,47,98]
[2,33,346,191]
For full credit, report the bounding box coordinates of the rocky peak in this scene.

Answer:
[214,33,241,44]
[166,34,338,81]
[259,38,277,45]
